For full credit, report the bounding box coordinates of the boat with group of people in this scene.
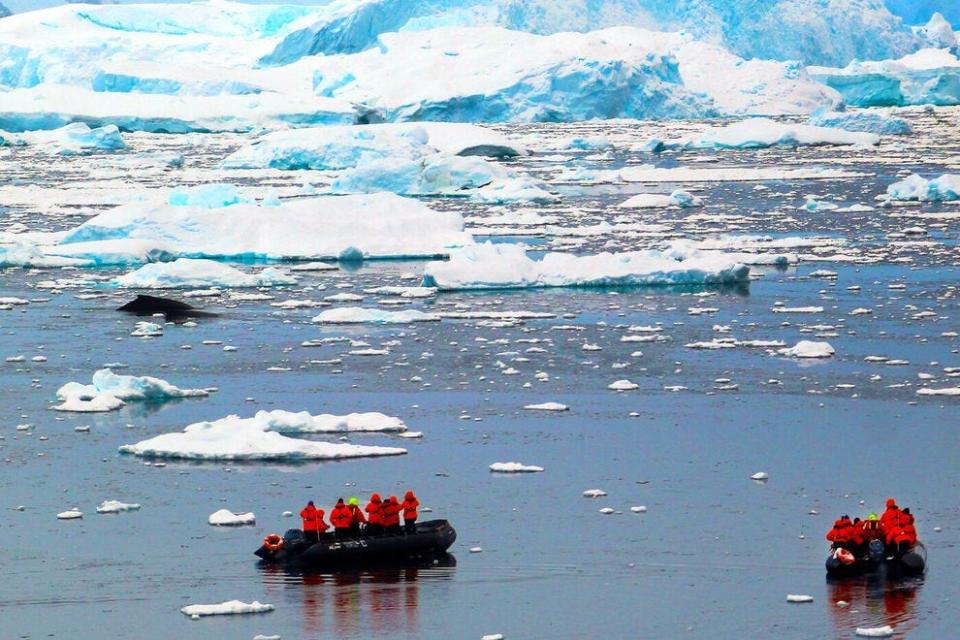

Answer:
[255,491,457,569]
[825,497,926,577]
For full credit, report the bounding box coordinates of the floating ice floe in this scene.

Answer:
[916,387,960,396]
[779,341,836,359]
[583,489,607,498]
[608,380,639,391]
[884,173,960,202]
[54,368,208,412]
[313,307,440,324]
[808,109,912,135]
[786,594,813,603]
[255,409,407,433]
[422,243,750,291]
[855,626,894,638]
[48,192,473,265]
[809,48,960,107]
[618,190,702,209]
[751,472,770,481]
[0,122,125,154]
[222,122,526,170]
[96,500,141,514]
[119,414,406,461]
[490,462,544,473]
[181,600,274,617]
[679,118,879,149]
[208,509,256,526]
[114,259,295,288]
[57,508,83,520]
[523,402,569,412]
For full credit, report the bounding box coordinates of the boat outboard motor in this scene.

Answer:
[867,539,885,562]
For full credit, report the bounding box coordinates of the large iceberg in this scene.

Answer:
[263,0,938,68]
[48,191,474,264]
[55,368,209,412]
[0,122,125,154]
[809,48,960,107]
[114,259,296,288]
[118,413,407,461]
[309,27,840,121]
[421,243,750,291]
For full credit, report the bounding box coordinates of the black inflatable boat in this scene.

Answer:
[255,520,457,569]
[825,540,926,577]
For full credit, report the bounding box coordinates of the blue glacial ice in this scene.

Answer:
[54,368,209,413]
[808,109,913,134]
[678,119,880,149]
[263,0,946,68]
[167,184,248,208]
[0,122,125,154]
[809,48,960,107]
[47,191,474,265]
[885,173,960,201]
[421,242,751,291]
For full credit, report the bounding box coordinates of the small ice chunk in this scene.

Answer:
[786,594,813,603]
[180,600,274,617]
[630,506,647,513]
[57,509,83,519]
[779,341,835,359]
[96,500,141,514]
[855,626,894,637]
[583,489,607,498]
[523,402,569,411]
[490,462,544,473]
[599,507,616,514]
[208,509,256,526]
[751,472,769,481]
[608,380,639,391]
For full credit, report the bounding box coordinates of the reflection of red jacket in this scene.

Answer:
[300,505,326,532]
[330,504,352,530]
[382,498,401,526]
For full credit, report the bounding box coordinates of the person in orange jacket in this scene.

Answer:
[826,515,855,549]
[890,508,918,551]
[300,500,327,542]
[880,498,901,535]
[347,497,366,535]
[401,490,420,533]
[365,493,384,536]
[383,495,402,534]
[330,497,353,538]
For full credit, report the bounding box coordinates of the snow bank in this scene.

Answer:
[222,123,525,170]
[808,110,912,135]
[119,414,406,461]
[313,308,440,324]
[255,409,407,433]
[54,368,208,412]
[422,243,750,291]
[490,462,544,473]
[0,122,125,154]
[778,341,835,358]
[809,48,960,107]
[181,600,273,617]
[51,192,473,264]
[682,119,879,149]
[208,509,256,526]
[114,259,295,289]
[885,174,960,202]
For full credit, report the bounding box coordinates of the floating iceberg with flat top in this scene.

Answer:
[421,243,750,291]
[50,192,474,265]
[55,368,208,412]
[114,259,296,289]
[119,413,407,461]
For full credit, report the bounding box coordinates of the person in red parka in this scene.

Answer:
[401,490,420,533]
[826,515,855,549]
[300,501,327,542]
[330,497,353,538]
[880,498,901,536]
[890,508,918,552]
[347,497,366,535]
[365,493,384,536]
[383,495,402,534]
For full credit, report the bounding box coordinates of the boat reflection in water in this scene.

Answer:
[827,574,923,639]
[260,554,456,638]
